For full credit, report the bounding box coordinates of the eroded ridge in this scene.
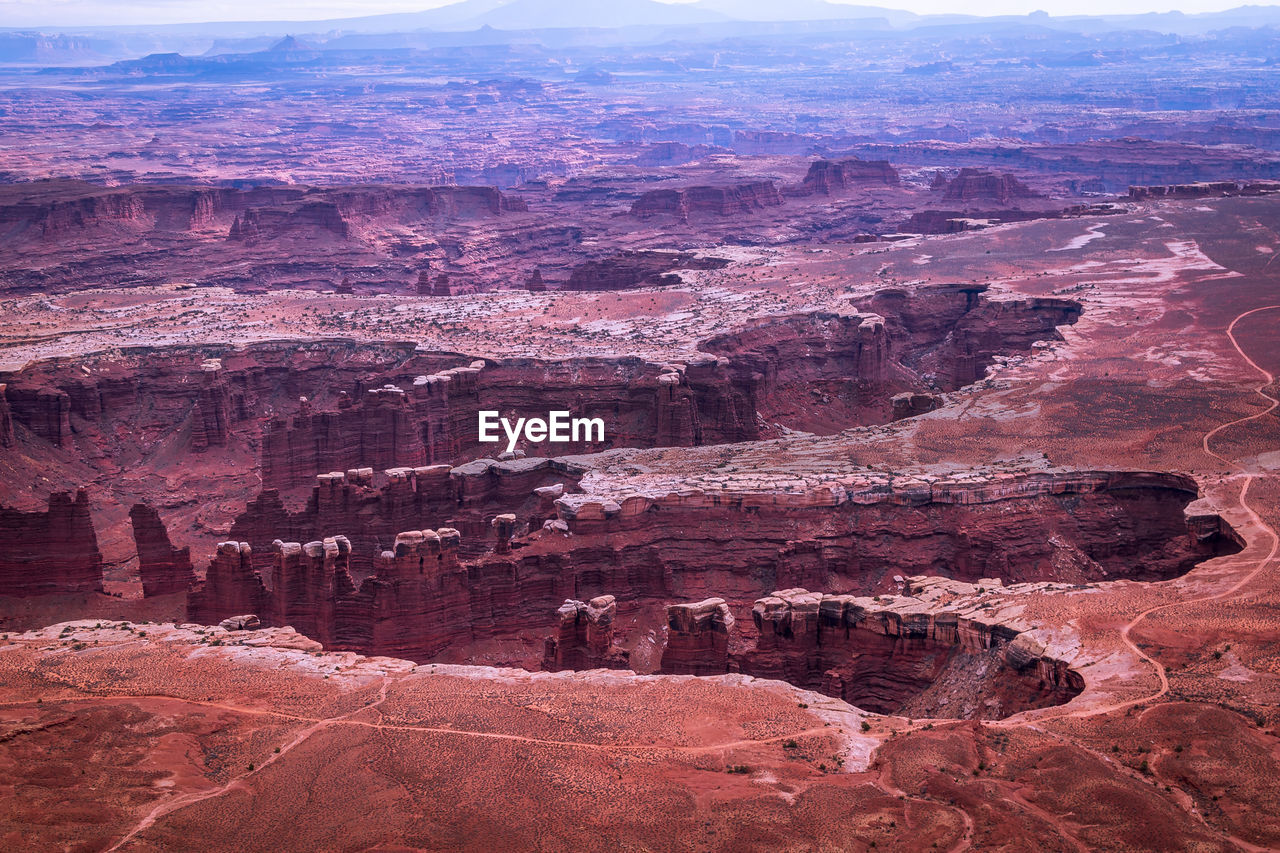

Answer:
[0,283,1079,495]
[182,468,1238,680]
[661,579,1082,720]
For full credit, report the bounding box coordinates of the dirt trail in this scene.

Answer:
[105,680,391,852]
[1003,304,1280,726]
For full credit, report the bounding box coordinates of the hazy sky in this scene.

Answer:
[0,0,1268,29]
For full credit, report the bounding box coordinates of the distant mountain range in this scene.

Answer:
[3,0,1280,65]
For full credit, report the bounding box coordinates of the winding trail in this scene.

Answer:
[105,680,392,852]
[28,306,1280,851]
[998,304,1280,727]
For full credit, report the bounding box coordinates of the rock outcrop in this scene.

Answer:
[0,490,102,597]
[1127,180,1280,200]
[799,158,900,194]
[189,470,1237,675]
[629,182,783,221]
[0,384,13,447]
[262,383,435,487]
[565,251,729,291]
[740,580,1083,717]
[660,598,734,675]
[188,542,267,625]
[891,391,942,420]
[941,169,1042,204]
[231,458,574,574]
[3,384,72,447]
[270,536,355,646]
[129,503,195,597]
[218,614,261,631]
[550,470,1240,594]
[542,595,628,671]
[229,202,351,242]
[191,358,232,450]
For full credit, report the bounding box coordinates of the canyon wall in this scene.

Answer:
[564,250,729,291]
[0,182,528,247]
[660,598,734,676]
[0,286,1080,502]
[541,595,628,671]
[230,456,578,572]
[664,582,1083,719]
[0,490,102,597]
[0,384,13,447]
[941,169,1043,204]
[191,470,1238,670]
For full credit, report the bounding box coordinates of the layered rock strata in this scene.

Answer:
[798,158,900,193]
[129,503,195,597]
[230,456,577,571]
[629,182,784,220]
[193,470,1238,671]
[1,286,1080,502]
[660,598,734,675]
[188,541,266,624]
[736,582,1082,718]
[941,169,1043,204]
[0,490,103,597]
[191,358,233,450]
[0,384,12,447]
[564,250,729,291]
[542,595,628,671]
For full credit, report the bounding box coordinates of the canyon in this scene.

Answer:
[3,8,1280,850]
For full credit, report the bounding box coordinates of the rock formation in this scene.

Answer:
[491,513,517,554]
[542,595,627,671]
[218,614,261,631]
[891,391,942,420]
[564,251,729,291]
[188,542,266,625]
[270,536,355,646]
[422,273,476,297]
[231,457,574,574]
[0,384,12,447]
[3,384,72,446]
[731,582,1083,718]
[660,598,734,675]
[629,182,783,221]
[799,157,900,193]
[0,490,102,596]
[129,503,195,597]
[189,470,1237,675]
[416,268,434,295]
[941,169,1042,204]
[1127,180,1280,200]
[191,358,232,450]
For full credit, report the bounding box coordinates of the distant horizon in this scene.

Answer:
[4,0,1279,30]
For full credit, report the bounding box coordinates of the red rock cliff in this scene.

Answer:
[0,489,102,596]
[129,503,196,597]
